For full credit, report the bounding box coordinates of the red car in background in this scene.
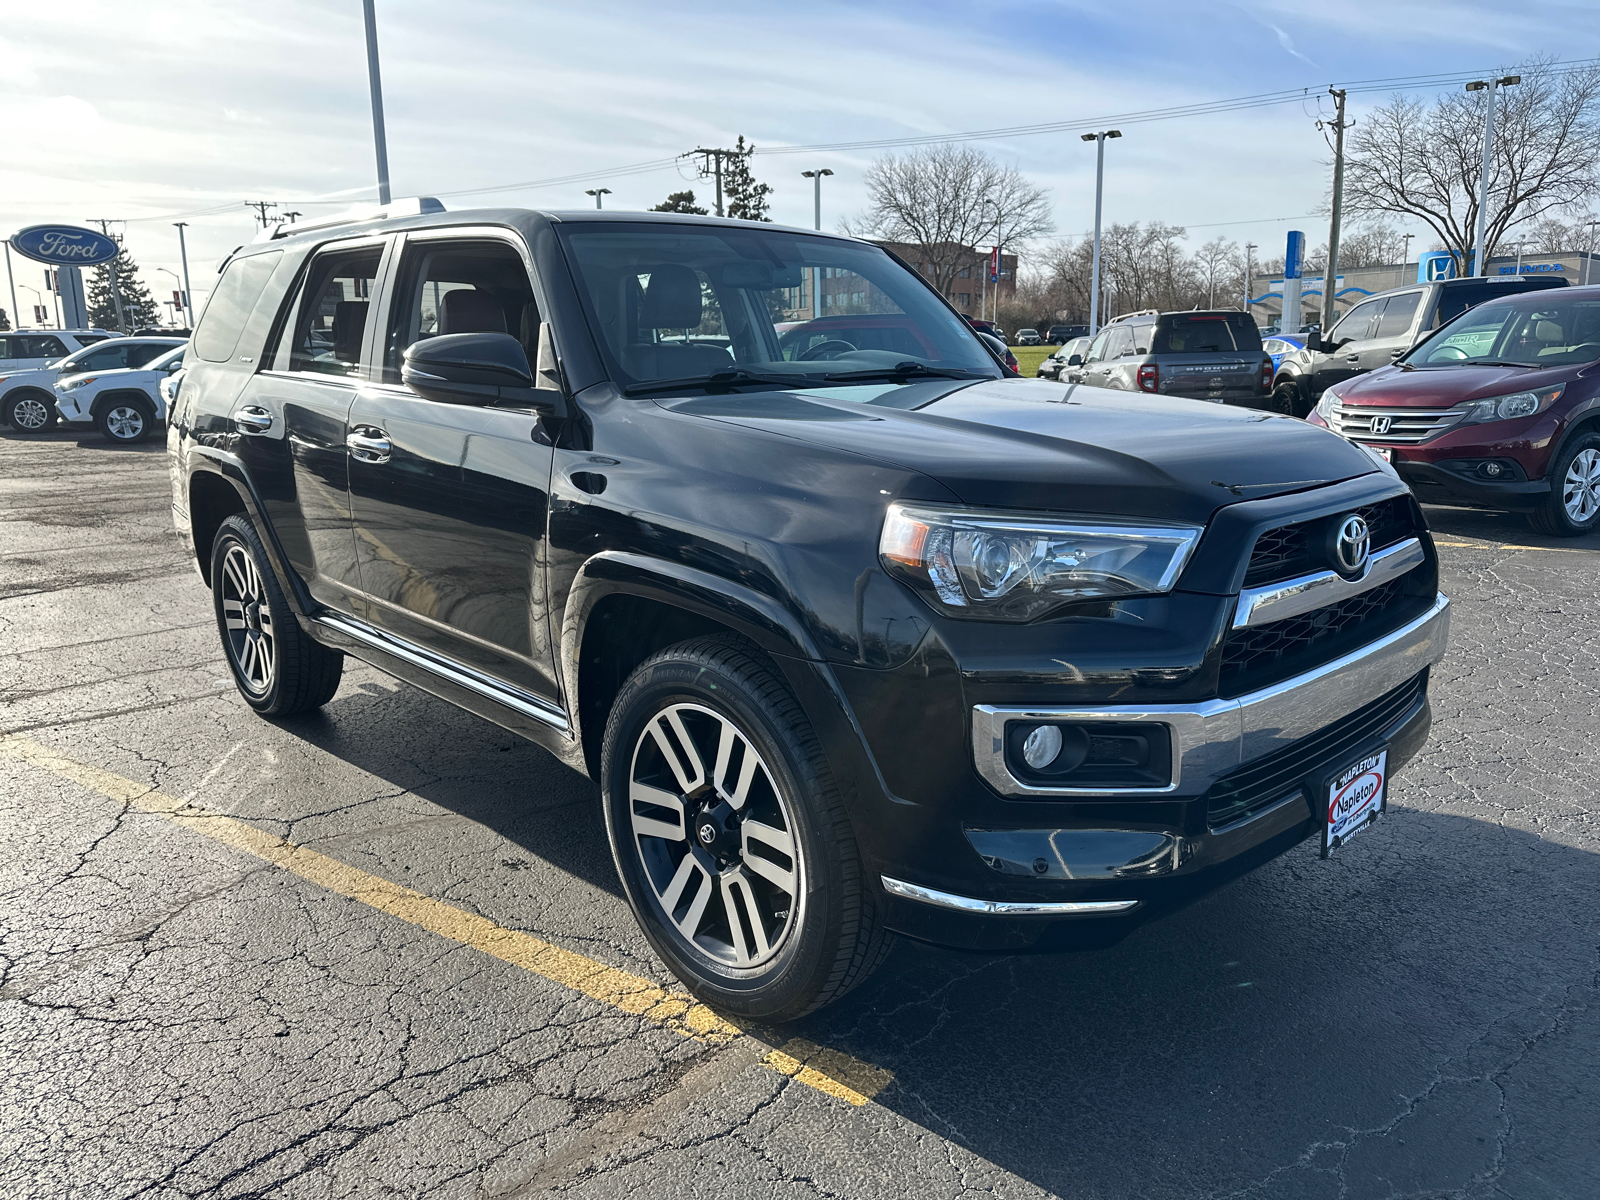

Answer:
[1308,286,1600,536]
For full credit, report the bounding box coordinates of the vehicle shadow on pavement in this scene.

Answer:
[0,428,165,452]
[273,683,1598,1198]
[1423,501,1600,551]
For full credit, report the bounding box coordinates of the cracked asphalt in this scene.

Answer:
[2,426,1598,1199]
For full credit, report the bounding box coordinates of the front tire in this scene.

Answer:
[3,390,58,433]
[1530,434,1600,537]
[210,515,343,715]
[601,635,889,1021]
[96,396,156,444]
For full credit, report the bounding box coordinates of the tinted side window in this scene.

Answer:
[1330,298,1383,343]
[1107,327,1136,358]
[1085,331,1111,362]
[0,337,19,361]
[75,343,136,371]
[1129,321,1154,353]
[382,239,535,384]
[287,247,382,377]
[28,336,67,358]
[195,252,282,363]
[1375,292,1422,338]
[74,334,112,346]
[1434,284,1516,328]
[125,343,174,368]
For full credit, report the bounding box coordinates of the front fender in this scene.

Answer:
[182,446,314,617]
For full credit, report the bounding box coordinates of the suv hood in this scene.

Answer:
[1335,361,1578,406]
[668,377,1378,523]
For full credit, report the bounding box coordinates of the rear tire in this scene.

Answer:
[1529,434,1600,537]
[601,634,890,1021]
[3,390,58,433]
[95,395,156,444]
[210,515,343,715]
[1271,380,1306,418]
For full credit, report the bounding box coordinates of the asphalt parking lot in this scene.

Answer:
[3,427,1598,1200]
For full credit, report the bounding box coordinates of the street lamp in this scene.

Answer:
[1465,75,1520,276]
[20,284,46,328]
[156,267,183,325]
[173,222,194,329]
[585,188,611,209]
[362,0,391,205]
[801,169,833,318]
[1585,219,1600,287]
[1244,242,1257,322]
[1080,130,1121,334]
[1399,232,1415,286]
[981,197,1003,323]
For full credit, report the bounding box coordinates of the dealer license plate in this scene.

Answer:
[1375,446,1393,463]
[1321,750,1387,858]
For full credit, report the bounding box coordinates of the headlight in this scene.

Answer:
[1315,387,1342,423]
[1451,385,1563,426]
[880,503,1202,621]
[57,375,98,391]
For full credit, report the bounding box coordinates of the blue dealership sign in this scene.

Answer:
[1284,230,1304,280]
[8,223,121,266]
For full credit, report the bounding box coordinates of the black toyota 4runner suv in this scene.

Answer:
[169,203,1450,1019]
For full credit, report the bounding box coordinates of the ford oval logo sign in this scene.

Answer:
[8,224,121,266]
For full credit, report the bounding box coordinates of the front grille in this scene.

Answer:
[1220,575,1426,697]
[1330,402,1461,444]
[1205,672,1426,829]
[1242,496,1415,588]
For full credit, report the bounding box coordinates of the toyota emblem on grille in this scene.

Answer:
[1333,515,1371,576]
[1369,414,1393,435]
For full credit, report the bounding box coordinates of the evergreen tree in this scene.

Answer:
[651,190,709,215]
[723,137,773,222]
[0,307,10,332]
[88,245,160,331]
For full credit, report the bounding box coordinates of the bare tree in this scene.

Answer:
[1344,59,1600,272]
[853,144,1054,299]
[1194,237,1238,309]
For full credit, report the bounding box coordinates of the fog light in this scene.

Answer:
[1480,461,1505,478]
[1021,725,1063,769]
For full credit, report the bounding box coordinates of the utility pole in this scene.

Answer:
[1244,242,1257,321]
[244,201,279,230]
[584,188,611,209]
[801,169,832,319]
[362,0,392,205]
[1319,87,1349,335]
[173,222,194,328]
[692,149,728,216]
[88,218,126,332]
[1466,75,1520,276]
[1080,129,1120,335]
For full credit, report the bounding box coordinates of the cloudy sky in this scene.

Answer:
[2,0,1595,320]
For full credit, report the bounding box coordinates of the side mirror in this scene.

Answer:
[402,329,567,417]
[1067,354,1083,366]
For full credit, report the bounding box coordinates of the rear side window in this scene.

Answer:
[1129,321,1154,353]
[285,246,382,377]
[75,334,112,346]
[1374,291,1422,338]
[1152,314,1262,354]
[0,337,20,361]
[27,335,67,358]
[194,252,282,363]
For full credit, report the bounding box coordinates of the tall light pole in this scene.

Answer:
[1399,232,1414,286]
[585,188,611,209]
[173,222,194,327]
[801,169,832,319]
[982,196,1002,323]
[1585,219,1600,286]
[1080,130,1120,335]
[20,285,45,328]
[362,0,392,205]
[1244,242,1258,323]
[3,241,18,334]
[1466,74,1520,276]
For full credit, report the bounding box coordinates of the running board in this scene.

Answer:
[311,611,571,735]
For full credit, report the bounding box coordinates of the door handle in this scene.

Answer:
[234,406,273,434]
[347,428,392,464]
[1345,355,1361,363]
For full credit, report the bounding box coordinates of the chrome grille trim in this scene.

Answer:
[1329,403,1462,444]
[1232,537,1425,629]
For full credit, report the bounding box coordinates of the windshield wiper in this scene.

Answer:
[622,366,813,395]
[822,361,982,382]
[1461,359,1535,368]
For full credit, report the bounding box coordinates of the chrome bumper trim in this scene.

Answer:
[880,875,1140,916]
[972,592,1450,798]
[1233,537,1425,629]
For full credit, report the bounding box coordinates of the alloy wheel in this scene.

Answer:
[104,405,145,441]
[628,702,802,968]
[11,397,49,431]
[219,544,276,694]
[1562,448,1600,524]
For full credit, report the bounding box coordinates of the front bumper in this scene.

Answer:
[1392,459,1548,511]
[871,592,1450,949]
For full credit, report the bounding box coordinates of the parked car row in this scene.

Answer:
[1,332,186,442]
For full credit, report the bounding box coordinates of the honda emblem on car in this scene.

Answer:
[1333,514,1371,575]
[1369,414,1393,435]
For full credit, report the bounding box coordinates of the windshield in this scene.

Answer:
[1406,294,1600,368]
[557,222,998,394]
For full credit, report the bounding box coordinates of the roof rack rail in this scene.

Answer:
[1105,308,1161,323]
[253,196,445,243]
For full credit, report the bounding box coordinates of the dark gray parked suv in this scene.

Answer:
[1076,310,1273,407]
[1273,275,1570,417]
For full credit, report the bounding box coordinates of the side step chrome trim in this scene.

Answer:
[312,611,571,735]
[1233,537,1424,629]
[881,875,1140,916]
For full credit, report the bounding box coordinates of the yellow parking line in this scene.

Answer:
[1433,539,1587,553]
[0,735,893,1107]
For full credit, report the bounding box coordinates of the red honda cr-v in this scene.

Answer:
[1307,286,1600,536]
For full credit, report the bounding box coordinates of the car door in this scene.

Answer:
[1359,290,1424,373]
[344,230,561,706]
[1314,296,1385,392]
[241,238,389,616]
[1075,329,1111,384]
[1099,326,1137,389]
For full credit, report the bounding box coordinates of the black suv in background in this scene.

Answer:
[1046,323,1088,344]
[1076,309,1274,407]
[1274,275,1570,416]
[169,203,1449,1019]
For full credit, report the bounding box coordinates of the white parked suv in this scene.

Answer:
[2,336,182,433]
[0,328,116,373]
[54,344,187,443]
